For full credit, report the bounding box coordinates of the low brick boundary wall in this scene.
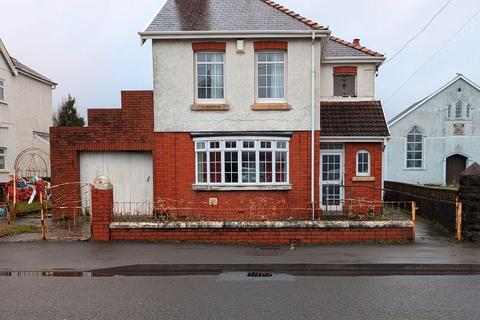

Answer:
[108,221,414,244]
[91,182,414,244]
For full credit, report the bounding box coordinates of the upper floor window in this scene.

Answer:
[196,52,224,102]
[334,74,356,97]
[195,137,289,185]
[0,79,5,101]
[455,100,463,119]
[447,100,472,120]
[0,148,6,170]
[356,150,370,176]
[257,52,285,101]
[406,126,423,168]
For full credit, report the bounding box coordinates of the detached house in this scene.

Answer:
[0,38,56,183]
[51,0,389,220]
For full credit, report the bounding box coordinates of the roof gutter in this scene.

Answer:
[322,57,386,64]
[139,29,330,44]
[16,70,57,88]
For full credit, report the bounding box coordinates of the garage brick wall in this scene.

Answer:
[49,91,154,214]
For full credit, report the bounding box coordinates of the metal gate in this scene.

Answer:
[44,182,91,240]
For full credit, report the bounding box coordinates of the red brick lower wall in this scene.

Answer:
[344,142,383,214]
[109,227,413,244]
[154,131,321,221]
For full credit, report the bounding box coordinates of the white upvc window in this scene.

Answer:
[406,126,423,168]
[0,79,5,102]
[356,150,370,176]
[0,148,6,170]
[455,100,463,119]
[256,52,286,102]
[194,137,289,185]
[195,52,225,103]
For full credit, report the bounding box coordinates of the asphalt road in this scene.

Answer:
[0,275,478,320]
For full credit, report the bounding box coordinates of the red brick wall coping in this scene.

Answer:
[110,220,414,229]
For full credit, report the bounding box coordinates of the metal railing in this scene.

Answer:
[111,197,416,223]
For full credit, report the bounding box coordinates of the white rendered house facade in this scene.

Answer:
[386,74,480,185]
[0,38,56,182]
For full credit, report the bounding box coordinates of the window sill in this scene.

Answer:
[192,184,293,191]
[251,103,291,111]
[0,100,7,106]
[352,176,375,182]
[191,103,229,111]
[403,168,426,171]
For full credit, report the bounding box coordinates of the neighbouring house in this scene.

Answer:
[0,38,56,183]
[50,0,401,244]
[386,74,480,186]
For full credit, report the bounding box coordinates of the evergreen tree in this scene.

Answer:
[53,94,85,127]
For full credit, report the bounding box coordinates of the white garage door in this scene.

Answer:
[80,152,153,216]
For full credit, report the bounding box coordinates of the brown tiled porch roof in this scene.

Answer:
[320,101,389,137]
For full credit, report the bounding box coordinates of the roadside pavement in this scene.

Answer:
[0,240,479,272]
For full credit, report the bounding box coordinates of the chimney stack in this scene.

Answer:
[353,38,361,47]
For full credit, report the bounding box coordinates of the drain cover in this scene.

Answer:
[247,271,273,277]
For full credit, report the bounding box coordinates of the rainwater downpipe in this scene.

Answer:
[311,31,316,220]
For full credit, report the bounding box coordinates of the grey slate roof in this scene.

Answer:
[144,0,327,32]
[326,37,384,58]
[11,57,56,85]
[326,39,371,57]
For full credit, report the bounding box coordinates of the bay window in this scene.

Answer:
[194,137,289,185]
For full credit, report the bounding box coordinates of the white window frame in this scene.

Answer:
[0,147,6,171]
[195,52,225,104]
[455,100,463,119]
[405,126,424,169]
[0,78,5,102]
[356,150,370,176]
[194,136,290,186]
[255,51,287,103]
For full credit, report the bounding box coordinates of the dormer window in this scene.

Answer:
[0,79,5,102]
[333,66,357,97]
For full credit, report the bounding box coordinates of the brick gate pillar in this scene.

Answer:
[459,162,480,241]
[91,176,113,241]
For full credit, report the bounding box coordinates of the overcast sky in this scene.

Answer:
[1,0,479,120]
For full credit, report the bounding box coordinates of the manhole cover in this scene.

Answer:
[247,271,272,277]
